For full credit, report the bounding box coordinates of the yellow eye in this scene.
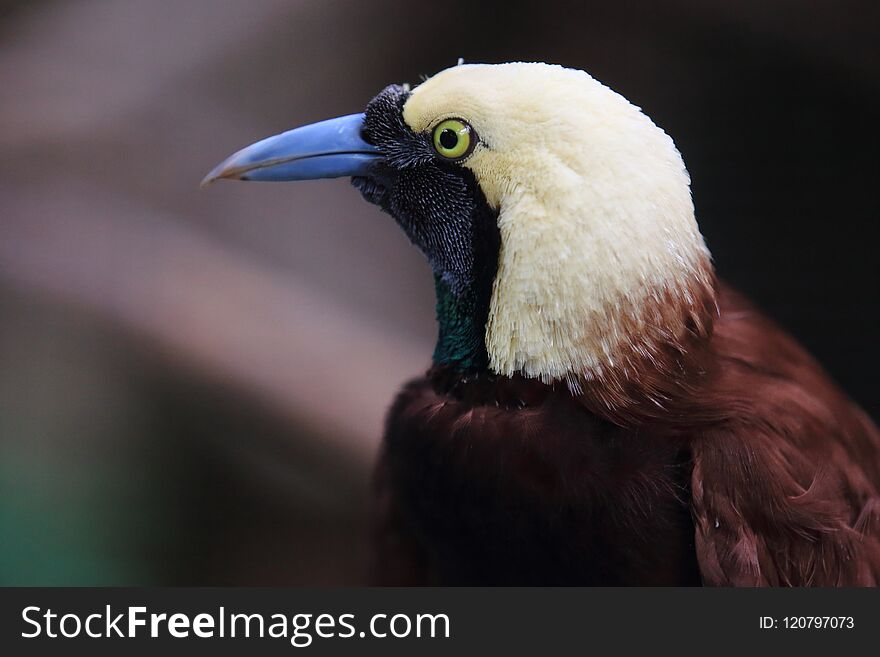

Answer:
[432,118,474,160]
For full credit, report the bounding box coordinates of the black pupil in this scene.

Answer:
[439,128,459,150]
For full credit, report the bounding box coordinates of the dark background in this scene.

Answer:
[0,0,877,585]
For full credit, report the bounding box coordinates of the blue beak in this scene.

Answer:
[201,113,381,187]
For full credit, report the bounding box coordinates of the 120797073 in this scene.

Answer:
[759,617,855,630]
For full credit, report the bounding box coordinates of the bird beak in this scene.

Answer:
[201,113,382,187]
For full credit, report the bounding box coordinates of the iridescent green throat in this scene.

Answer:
[432,276,489,372]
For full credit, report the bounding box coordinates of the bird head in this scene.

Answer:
[204,62,715,396]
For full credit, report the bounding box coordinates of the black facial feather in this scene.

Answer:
[353,85,500,371]
[359,85,429,170]
[356,85,473,296]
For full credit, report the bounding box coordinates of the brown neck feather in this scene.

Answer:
[574,263,719,426]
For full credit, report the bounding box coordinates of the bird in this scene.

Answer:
[204,62,880,586]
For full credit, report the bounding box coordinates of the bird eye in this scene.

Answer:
[432,118,475,160]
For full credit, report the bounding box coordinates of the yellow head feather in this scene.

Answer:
[404,63,712,384]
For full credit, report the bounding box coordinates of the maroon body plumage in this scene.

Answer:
[374,283,880,585]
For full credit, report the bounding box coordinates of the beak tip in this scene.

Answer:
[200,161,239,189]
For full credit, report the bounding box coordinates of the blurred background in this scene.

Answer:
[0,0,876,585]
